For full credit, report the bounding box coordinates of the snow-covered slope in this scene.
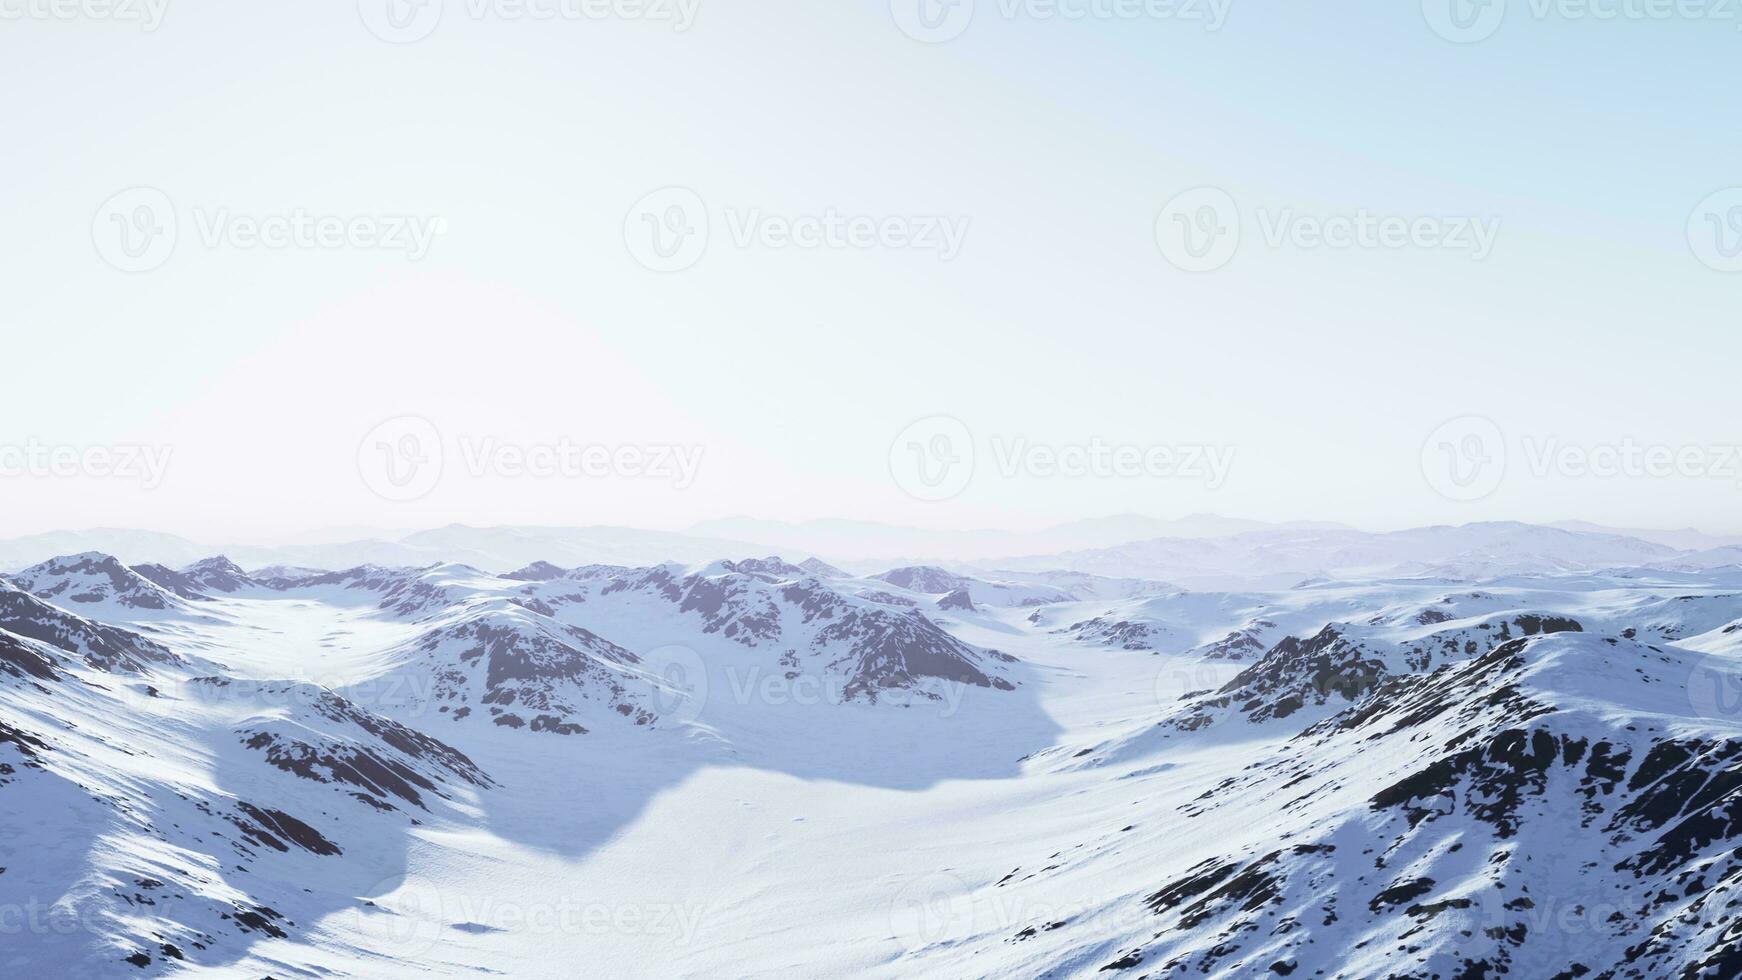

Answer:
[0,596,490,975]
[6,550,1742,977]
[8,552,195,615]
[385,598,658,735]
[984,634,1742,978]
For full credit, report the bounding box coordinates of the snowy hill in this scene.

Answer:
[990,521,1688,589]
[5,548,1742,976]
[1024,634,1742,978]
[8,552,194,614]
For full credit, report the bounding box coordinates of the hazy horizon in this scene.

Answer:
[7,512,1742,547]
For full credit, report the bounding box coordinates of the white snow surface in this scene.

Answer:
[3,551,1742,977]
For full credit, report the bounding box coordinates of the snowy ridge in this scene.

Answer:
[5,549,1742,976]
[0,598,492,975]
[1072,635,1742,978]
[8,553,193,614]
[387,598,657,735]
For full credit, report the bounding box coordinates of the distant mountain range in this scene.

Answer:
[4,519,1739,590]
[0,525,761,575]
[980,520,1740,590]
[685,514,1354,562]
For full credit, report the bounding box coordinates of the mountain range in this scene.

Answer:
[4,534,1742,975]
[5,518,1742,587]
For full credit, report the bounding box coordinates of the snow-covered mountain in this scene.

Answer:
[686,514,1353,563]
[8,552,196,614]
[387,598,659,735]
[0,526,764,577]
[7,520,1737,585]
[1549,519,1742,553]
[5,546,1742,977]
[0,529,212,572]
[988,521,1701,589]
[1023,632,1742,978]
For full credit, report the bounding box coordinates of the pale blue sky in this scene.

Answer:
[2,1,1738,539]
